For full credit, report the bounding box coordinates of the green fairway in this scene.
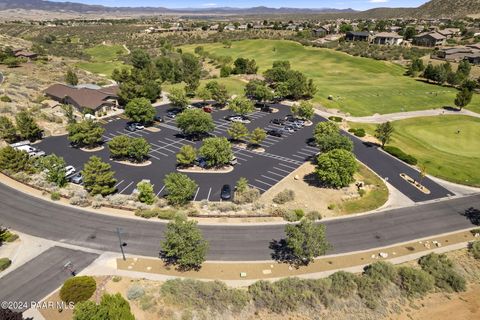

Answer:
[77,44,128,77]
[164,77,247,96]
[349,116,480,187]
[180,40,480,116]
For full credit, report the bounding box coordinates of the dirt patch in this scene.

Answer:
[114,160,152,167]
[80,145,105,152]
[178,165,234,173]
[144,127,160,133]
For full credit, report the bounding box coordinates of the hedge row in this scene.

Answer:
[383,146,418,165]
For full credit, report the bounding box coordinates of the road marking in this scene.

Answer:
[278,162,297,170]
[255,179,274,187]
[148,153,161,160]
[114,179,125,188]
[267,170,285,177]
[118,181,134,194]
[249,183,267,192]
[296,150,313,156]
[156,185,166,197]
[273,166,291,174]
[193,187,200,201]
[261,175,278,182]
[206,187,212,201]
[292,154,306,159]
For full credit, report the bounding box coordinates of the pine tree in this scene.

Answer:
[82,156,117,196]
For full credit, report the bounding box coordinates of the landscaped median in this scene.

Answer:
[116,229,479,281]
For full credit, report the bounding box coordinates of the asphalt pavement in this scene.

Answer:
[0,182,478,261]
[0,246,99,311]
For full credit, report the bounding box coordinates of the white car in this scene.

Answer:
[133,123,145,130]
[64,165,76,177]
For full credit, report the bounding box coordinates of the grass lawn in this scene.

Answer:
[180,39,480,116]
[76,44,128,77]
[349,115,480,187]
[163,76,247,97]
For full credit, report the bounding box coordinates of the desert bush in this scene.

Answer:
[160,279,248,313]
[272,189,295,204]
[233,187,260,204]
[0,257,11,271]
[397,266,435,297]
[105,194,129,207]
[383,146,417,165]
[283,209,304,222]
[355,276,382,309]
[135,207,181,220]
[50,191,61,201]
[127,284,145,300]
[418,253,466,292]
[328,271,357,298]
[470,241,480,259]
[111,276,122,282]
[0,95,12,102]
[363,261,398,287]
[305,210,322,221]
[270,207,287,217]
[59,276,96,303]
[328,116,342,122]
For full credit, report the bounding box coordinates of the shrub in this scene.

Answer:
[127,284,145,300]
[470,240,480,259]
[135,208,181,220]
[397,267,434,297]
[0,229,18,243]
[328,116,342,122]
[161,279,248,313]
[0,257,12,271]
[383,146,418,165]
[111,276,122,282]
[233,187,260,204]
[305,210,322,221]
[354,128,366,137]
[0,95,12,102]
[60,276,96,303]
[283,209,304,222]
[418,253,466,292]
[272,189,295,204]
[328,271,357,298]
[327,204,335,210]
[363,261,398,287]
[355,276,382,309]
[50,191,61,201]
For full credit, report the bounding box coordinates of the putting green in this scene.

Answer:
[349,116,480,187]
[77,44,128,77]
[180,40,480,116]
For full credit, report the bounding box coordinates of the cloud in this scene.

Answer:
[202,3,218,6]
[369,0,389,3]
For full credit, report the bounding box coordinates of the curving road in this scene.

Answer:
[1,182,479,261]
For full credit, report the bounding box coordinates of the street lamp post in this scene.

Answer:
[116,227,126,261]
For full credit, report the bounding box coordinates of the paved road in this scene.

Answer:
[1,182,478,261]
[0,246,99,311]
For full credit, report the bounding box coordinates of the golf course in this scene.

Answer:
[349,115,480,187]
[76,44,128,76]
[180,39,480,116]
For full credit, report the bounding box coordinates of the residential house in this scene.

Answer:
[312,26,329,38]
[345,31,371,42]
[373,32,404,45]
[436,47,479,62]
[44,84,119,115]
[437,28,461,38]
[465,53,480,65]
[238,24,248,31]
[224,24,236,31]
[209,24,219,31]
[413,32,446,47]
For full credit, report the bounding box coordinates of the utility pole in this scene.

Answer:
[116,227,126,261]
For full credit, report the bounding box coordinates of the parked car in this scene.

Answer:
[291,122,303,129]
[14,144,45,157]
[283,126,295,133]
[70,173,83,184]
[229,156,238,166]
[133,123,145,130]
[125,124,136,132]
[267,129,283,137]
[285,115,296,122]
[84,114,96,121]
[195,157,207,168]
[64,165,76,177]
[154,115,164,123]
[203,106,213,113]
[220,184,232,201]
[270,118,285,125]
[167,111,179,118]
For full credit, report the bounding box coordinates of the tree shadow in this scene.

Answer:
[269,239,309,269]
[158,251,202,272]
[462,207,480,225]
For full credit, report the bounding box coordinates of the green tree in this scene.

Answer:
[0,116,17,143]
[456,60,471,80]
[74,293,135,320]
[228,97,254,115]
[67,120,105,148]
[291,101,314,120]
[36,154,67,187]
[284,219,331,265]
[82,156,117,196]
[205,81,229,105]
[199,137,233,167]
[454,87,473,110]
[181,53,202,94]
[245,80,273,106]
[163,172,198,205]
[128,137,150,162]
[65,68,78,86]
[108,135,131,160]
[130,48,151,69]
[314,121,339,141]
[403,26,417,39]
[168,87,190,109]
[160,216,209,270]
[196,87,211,104]
[176,144,197,167]
[137,180,155,205]
[227,122,249,141]
[315,149,358,188]
[60,276,96,304]
[15,111,42,141]
[61,104,76,124]
[316,134,353,153]
[233,57,258,74]
[249,127,267,147]
[125,97,155,124]
[374,121,394,148]
[0,146,31,173]
[236,177,249,193]
[176,108,214,139]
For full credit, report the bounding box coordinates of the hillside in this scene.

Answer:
[415,0,480,18]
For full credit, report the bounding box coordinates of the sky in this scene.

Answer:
[50,0,430,11]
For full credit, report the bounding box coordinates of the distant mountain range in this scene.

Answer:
[0,0,478,18]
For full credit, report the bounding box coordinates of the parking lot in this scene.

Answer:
[37,103,320,201]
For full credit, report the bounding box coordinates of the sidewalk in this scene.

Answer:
[315,108,480,124]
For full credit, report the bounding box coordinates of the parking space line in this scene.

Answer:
[148,153,161,160]
[119,181,134,194]
[114,179,125,188]
[296,150,313,156]
[273,166,291,174]
[206,187,212,201]
[261,175,279,182]
[278,162,297,170]
[255,179,274,187]
[303,145,318,151]
[249,183,267,192]
[156,185,166,197]
[193,187,200,201]
[267,170,285,177]
[292,154,306,159]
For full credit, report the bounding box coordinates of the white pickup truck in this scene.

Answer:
[11,141,46,157]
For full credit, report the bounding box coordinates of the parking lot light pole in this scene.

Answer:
[116,227,126,261]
